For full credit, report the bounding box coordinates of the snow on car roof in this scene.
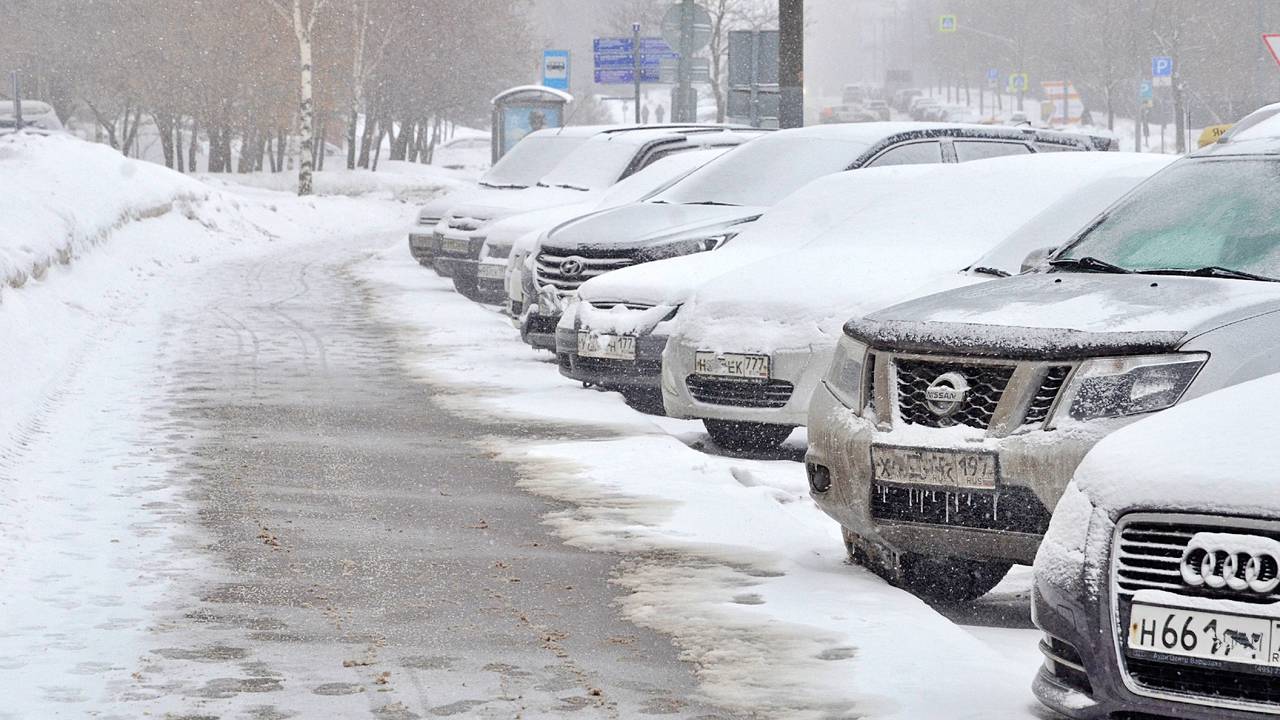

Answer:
[676,153,1174,351]
[1071,370,1280,516]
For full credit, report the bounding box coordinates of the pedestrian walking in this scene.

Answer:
[655,104,665,124]
[642,104,651,123]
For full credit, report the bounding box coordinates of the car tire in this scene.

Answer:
[702,419,793,451]
[452,275,481,300]
[847,535,1010,603]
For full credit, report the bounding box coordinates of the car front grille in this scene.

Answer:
[869,482,1051,534]
[1112,514,1280,713]
[1023,366,1071,426]
[895,358,1014,430]
[686,376,794,409]
[535,249,635,291]
[1114,518,1280,604]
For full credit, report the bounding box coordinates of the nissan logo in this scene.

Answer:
[924,372,970,417]
[1180,532,1280,594]
[559,256,586,278]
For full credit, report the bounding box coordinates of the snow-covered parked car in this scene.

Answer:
[0,100,63,134]
[531,122,1110,352]
[479,147,733,311]
[437,125,762,299]
[1033,374,1280,719]
[806,127,1280,604]
[408,125,603,269]
[660,152,1173,451]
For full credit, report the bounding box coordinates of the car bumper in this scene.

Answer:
[804,384,1127,565]
[555,326,666,389]
[661,338,827,427]
[408,232,435,262]
[1031,572,1280,720]
[521,310,560,351]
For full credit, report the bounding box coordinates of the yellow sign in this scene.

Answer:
[1197,124,1233,147]
[939,15,957,32]
[1006,73,1029,93]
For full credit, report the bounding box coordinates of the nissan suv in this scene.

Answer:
[805,129,1280,603]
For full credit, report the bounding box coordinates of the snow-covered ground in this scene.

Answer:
[357,248,1051,719]
[0,132,442,716]
[3,130,1054,719]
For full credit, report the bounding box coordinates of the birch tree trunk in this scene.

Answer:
[269,0,327,195]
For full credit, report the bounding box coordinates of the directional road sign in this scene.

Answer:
[1152,55,1173,87]
[594,68,662,85]
[541,50,570,91]
[593,36,679,84]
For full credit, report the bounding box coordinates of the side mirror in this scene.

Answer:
[1021,246,1057,274]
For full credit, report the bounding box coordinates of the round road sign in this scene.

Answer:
[661,2,713,52]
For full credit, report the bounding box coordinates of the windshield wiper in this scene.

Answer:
[1141,266,1280,283]
[1048,256,1132,274]
[684,200,739,207]
[969,266,1010,278]
[552,183,590,191]
[479,182,525,189]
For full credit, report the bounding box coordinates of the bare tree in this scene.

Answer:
[266,0,330,195]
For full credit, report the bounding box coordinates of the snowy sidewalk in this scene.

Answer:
[359,249,1051,720]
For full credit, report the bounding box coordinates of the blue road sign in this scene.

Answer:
[986,68,999,82]
[595,53,661,68]
[1152,56,1173,77]
[594,37,631,52]
[542,49,570,91]
[593,37,678,57]
[594,68,662,85]
[1138,80,1153,99]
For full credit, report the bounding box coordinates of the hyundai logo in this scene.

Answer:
[1180,532,1280,594]
[924,372,970,417]
[559,256,586,278]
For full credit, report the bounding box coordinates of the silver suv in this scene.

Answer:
[805,131,1280,602]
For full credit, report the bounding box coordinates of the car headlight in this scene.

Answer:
[1052,353,1207,423]
[634,232,738,263]
[823,336,869,410]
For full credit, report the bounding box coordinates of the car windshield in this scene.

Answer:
[536,137,645,191]
[1056,158,1280,280]
[651,135,870,207]
[479,134,588,188]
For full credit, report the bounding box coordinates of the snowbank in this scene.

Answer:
[198,159,475,202]
[0,133,209,291]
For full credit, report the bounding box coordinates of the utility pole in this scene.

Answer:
[10,71,22,131]
[778,0,803,128]
[632,22,642,124]
[675,0,694,122]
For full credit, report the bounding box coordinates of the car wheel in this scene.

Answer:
[849,539,1010,603]
[895,554,1011,603]
[702,419,793,451]
[452,275,481,300]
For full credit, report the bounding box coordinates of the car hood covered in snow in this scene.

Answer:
[445,186,590,226]
[674,152,1173,352]
[542,202,761,255]
[1072,373,1280,518]
[850,272,1280,359]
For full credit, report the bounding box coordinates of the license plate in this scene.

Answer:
[578,332,636,360]
[478,264,505,280]
[693,352,769,380]
[442,237,470,254]
[870,446,998,489]
[1128,602,1280,669]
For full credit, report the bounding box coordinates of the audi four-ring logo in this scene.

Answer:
[1179,532,1280,594]
[559,256,585,278]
